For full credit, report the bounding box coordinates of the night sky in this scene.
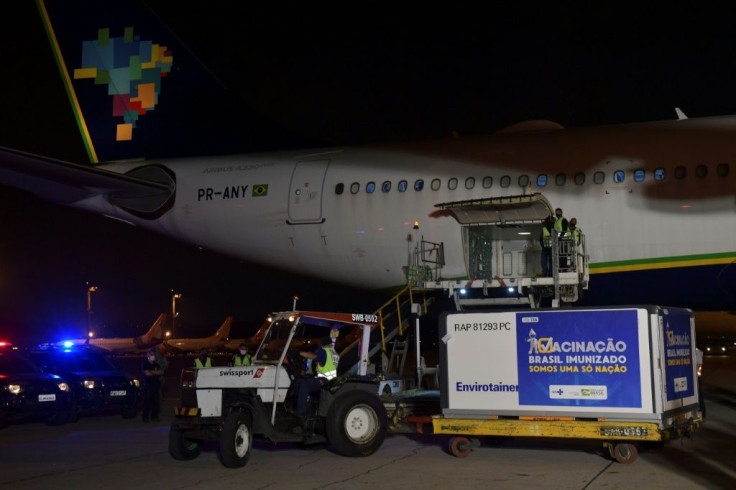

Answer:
[1,3,735,344]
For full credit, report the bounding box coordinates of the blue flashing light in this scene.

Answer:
[508,287,515,293]
[459,288,467,295]
[62,341,75,348]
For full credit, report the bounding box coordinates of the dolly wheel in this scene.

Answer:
[449,437,472,458]
[613,443,638,464]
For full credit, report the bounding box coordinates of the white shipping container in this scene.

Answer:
[439,305,700,422]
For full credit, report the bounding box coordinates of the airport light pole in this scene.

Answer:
[86,284,98,343]
[171,291,181,338]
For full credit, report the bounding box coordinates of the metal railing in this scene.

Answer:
[338,284,428,376]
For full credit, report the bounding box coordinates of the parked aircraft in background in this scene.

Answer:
[223,317,271,353]
[58,313,166,354]
[0,1,733,316]
[162,317,232,354]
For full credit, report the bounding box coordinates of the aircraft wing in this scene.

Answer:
[0,146,175,217]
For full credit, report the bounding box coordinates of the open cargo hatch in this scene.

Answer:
[418,193,588,309]
[435,193,553,226]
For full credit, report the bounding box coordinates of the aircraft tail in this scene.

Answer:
[141,313,167,344]
[214,316,233,340]
[37,0,316,164]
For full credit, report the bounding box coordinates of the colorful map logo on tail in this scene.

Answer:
[73,27,173,142]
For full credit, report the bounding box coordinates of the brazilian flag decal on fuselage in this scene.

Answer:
[252,184,268,197]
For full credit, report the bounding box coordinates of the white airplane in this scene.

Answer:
[58,313,166,354]
[163,317,233,354]
[0,2,734,316]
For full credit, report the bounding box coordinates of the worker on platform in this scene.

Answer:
[567,217,581,245]
[553,207,569,237]
[539,216,554,277]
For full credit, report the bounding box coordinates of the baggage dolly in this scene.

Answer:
[432,414,702,463]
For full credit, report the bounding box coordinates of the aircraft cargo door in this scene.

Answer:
[436,193,554,280]
[287,160,329,224]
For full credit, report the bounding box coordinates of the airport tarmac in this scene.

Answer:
[1,355,734,489]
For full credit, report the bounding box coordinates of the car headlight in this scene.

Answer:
[58,382,70,392]
[83,380,96,389]
[131,379,140,388]
[9,384,21,394]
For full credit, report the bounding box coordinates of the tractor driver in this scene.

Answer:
[293,336,339,416]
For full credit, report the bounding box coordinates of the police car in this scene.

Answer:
[25,345,141,420]
[0,344,74,427]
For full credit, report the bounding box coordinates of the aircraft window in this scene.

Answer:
[482,176,493,189]
[633,169,645,182]
[350,182,360,194]
[654,168,665,181]
[366,181,376,193]
[448,178,458,190]
[398,180,408,192]
[335,183,344,195]
[536,174,547,187]
[674,166,687,179]
[382,181,392,192]
[414,179,424,191]
[717,163,730,177]
[465,177,475,189]
[555,173,566,186]
[613,170,625,183]
[500,175,511,188]
[518,175,529,187]
[431,178,441,191]
[696,165,708,178]
[574,173,585,185]
[593,171,605,184]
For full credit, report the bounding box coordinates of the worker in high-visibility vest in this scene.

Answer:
[230,343,252,366]
[553,207,568,236]
[293,336,340,416]
[553,208,570,270]
[194,348,213,368]
[539,216,554,276]
[567,217,581,245]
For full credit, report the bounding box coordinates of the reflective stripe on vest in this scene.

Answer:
[317,346,339,380]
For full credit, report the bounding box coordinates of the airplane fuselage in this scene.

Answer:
[83,116,736,310]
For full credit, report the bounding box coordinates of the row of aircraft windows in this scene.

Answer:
[334,163,731,195]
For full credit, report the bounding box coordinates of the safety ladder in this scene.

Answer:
[385,332,411,378]
[339,285,429,378]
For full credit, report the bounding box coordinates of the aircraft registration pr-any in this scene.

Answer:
[0,1,734,312]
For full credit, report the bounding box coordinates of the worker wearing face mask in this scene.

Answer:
[141,348,163,423]
[231,343,252,366]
